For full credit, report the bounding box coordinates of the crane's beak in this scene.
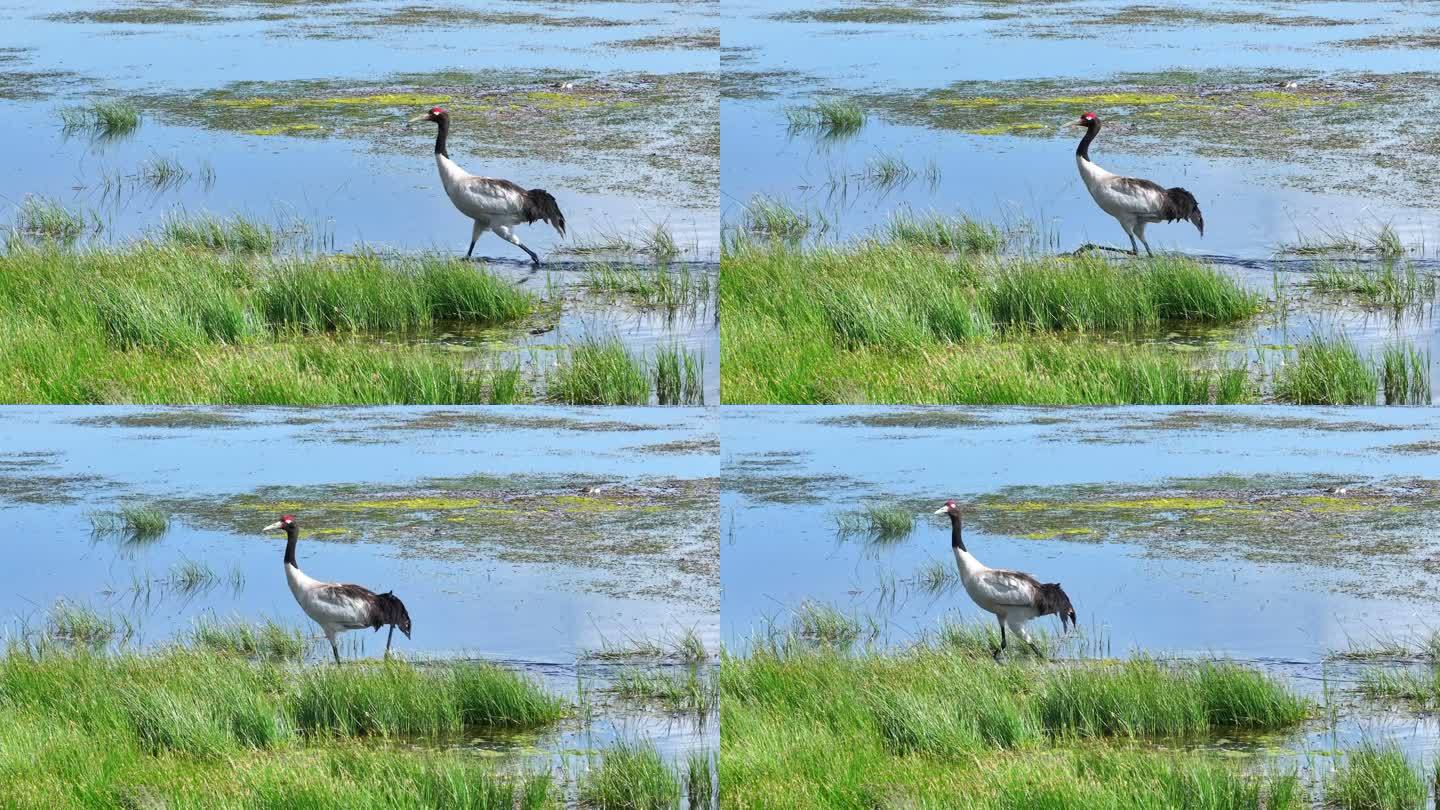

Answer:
[1066,121,1084,129]
[262,521,283,532]
[406,113,429,125]
[932,505,949,515]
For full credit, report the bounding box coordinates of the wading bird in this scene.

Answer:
[409,106,566,265]
[262,515,411,663]
[934,500,1076,660]
[1071,112,1204,256]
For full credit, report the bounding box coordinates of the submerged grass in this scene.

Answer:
[722,237,1259,404]
[785,100,866,138]
[190,617,306,661]
[835,503,915,543]
[90,504,170,542]
[1308,261,1435,309]
[723,629,1310,806]
[58,100,140,137]
[12,196,99,243]
[886,211,1005,253]
[742,195,821,238]
[548,337,651,406]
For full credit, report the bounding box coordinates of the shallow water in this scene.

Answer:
[721,406,1440,777]
[0,406,718,764]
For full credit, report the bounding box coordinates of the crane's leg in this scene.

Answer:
[492,224,540,266]
[326,630,341,665]
[1134,222,1154,257]
[385,625,395,660]
[1120,221,1139,255]
[467,219,484,259]
[993,615,1007,661]
[1017,623,1046,659]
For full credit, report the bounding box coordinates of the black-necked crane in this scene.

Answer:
[1071,112,1204,256]
[262,515,411,663]
[933,500,1076,660]
[409,106,566,266]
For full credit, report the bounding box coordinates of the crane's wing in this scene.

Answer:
[450,176,529,219]
[311,583,380,629]
[972,569,1042,607]
[1102,176,1173,217]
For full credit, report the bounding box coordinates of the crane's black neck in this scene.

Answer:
[1076,120,1099,161]
[434,115,449,158]
[283,524,299,568]
[948,511,966,552]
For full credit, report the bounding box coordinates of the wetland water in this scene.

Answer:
[722,406,1440,784]
[0,0,719,403]
[723,0,1440,401]
[0,406,718,768]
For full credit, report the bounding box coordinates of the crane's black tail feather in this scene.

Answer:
[372,591,412,639]
[1036,583,1077,632]
[1163,187,1204,237]
[523,189,567,238]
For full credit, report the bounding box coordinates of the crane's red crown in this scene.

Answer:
[280,514,295,524]
[945,499,956,507]
[430,106,444,115]
[1080,112,1097,121]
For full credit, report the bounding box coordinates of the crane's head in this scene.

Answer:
[262,514,296,533]
[1069,111,1099,129]
[932,499,961,517]
[407,106,448,125]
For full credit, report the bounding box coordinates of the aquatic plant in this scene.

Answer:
[1273,335,1377,405]
[13,196,98,243]
[785,100,866,137]
[886,211,1005,253]
[1323,744,1427,810]
[581,264,712,312]
[791,601,872,647]
[154,212,281,253]
[90,505,170,542]
[835,503,915,542]
[45,601,130,647]
[652,344,704,406]
[547,336,651,405]
[189,617,306,661]
[741,195,818,238]
[58,100,141,136]
[579,743,682,810]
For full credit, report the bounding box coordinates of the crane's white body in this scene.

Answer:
[1077,155,1169,253]
[435,153,536,256]
[285,562,374,644]
[951,545,1042,646]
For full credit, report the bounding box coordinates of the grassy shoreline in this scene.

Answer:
[0,239,705,405]
[721,227,1433,405]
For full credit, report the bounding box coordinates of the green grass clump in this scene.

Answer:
[169,559,218,593]
[59,100,141,136]
[190,617,307,661]
[614,667,718,715]
[742,195,817,238]
[155,212,280,253]
[579,743,683,810]
[1324,744,1427,810]
[785,100,866,137]
[292,661,565,735]
[1357,668,1435,703]
[1380,343,1431,405]
[1274,335,1378,405]
[45,602,129,647]
[1283,223,1407,258]
[0,645,559,805]
[791,601,871,647]
[722,638,1310,807]
[12,196,98,243]
[548,336,651,405]
[581,264,712,312]
[259,254,532,332]
[887,211,1005,253]
[90,504,170,542]
[1309,261,1436,309]
[0,244,543,404]
[722,237,1260,404]
[652,344,704,405]
[835,503,915,542]
[685,751,715,808]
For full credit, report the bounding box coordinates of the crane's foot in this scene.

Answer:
[991,646,1004,662]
